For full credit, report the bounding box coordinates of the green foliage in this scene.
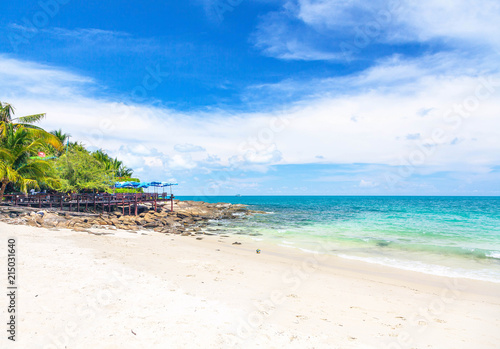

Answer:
[115,188,143,193]
[93,149,133,177]
[0,102,62,151]
[0,102,46,124]
[54,149,115,193]
[114,176,143,193]
[116,176,140,182]
[0,123,61,200]
[50,129,71,144]
[0,102,139,198]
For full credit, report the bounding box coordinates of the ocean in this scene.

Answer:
[178,196,500,283]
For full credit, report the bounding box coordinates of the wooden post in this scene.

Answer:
[77,195,80,212]
[134,194,138,216]
[38,194,41,208]
[93,194,96,212]
[60,195,63,211]
[122,196,125,215]
[170,195,174,212]
[108,195,111,213]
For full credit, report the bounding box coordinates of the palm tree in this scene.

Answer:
[116,165,133,177]
[0,101,46,125]
[50,129,71,144]
[92,149,133,177]
[0,124,61,201]
[0,102,62,149]
[49,129,72,156]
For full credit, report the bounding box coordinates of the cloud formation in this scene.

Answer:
[252,0,500,61]
[2,0,500,196]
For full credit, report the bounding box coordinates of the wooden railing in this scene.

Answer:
[2,192,175,215]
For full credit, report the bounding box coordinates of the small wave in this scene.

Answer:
[487,252,500,259]
[336,254,500,283]
[277,244,295,249]
[298,247,323,254]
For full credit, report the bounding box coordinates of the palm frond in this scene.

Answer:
[25,128,63,151]
[15,113,46,124]
[0,103,15,123]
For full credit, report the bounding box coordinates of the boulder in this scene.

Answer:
[27,220,40,227]
[143,221,160,228]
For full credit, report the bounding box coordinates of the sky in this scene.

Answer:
[0,0,499,196]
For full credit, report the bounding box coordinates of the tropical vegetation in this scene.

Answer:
[0,102,135,201]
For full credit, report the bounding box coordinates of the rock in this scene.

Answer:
[1,199,261,235]
[144,214,156,223]
[232,242,242,245]
[27,220,40,227]
[143,221,160,228]
[56,221,69,228]
[182,218,194,225]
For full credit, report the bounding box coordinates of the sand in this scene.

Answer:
[1,221,500,348]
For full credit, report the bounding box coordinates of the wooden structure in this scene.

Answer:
[2,192,175,215]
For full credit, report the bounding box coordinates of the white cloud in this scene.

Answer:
[174,143,206,153]
[8,26,158,54]
[0,54,93,98]
[1,54,499,184]
[252,11,340,61]
[359,179,379,188]
[144,156,164,168]
[253,0,500,61]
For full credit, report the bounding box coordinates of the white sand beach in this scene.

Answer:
[1,221,500,349]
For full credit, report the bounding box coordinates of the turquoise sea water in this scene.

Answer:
[178,196,500,282]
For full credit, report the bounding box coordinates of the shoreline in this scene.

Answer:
[1,221,500,348]
[256,236,500,285]
[3,198,499,285]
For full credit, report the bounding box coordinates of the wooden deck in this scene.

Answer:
[2,192,174,215]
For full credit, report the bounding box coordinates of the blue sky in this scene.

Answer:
[1,0,499,195]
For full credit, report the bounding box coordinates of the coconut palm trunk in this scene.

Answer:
[0,180,8,202]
